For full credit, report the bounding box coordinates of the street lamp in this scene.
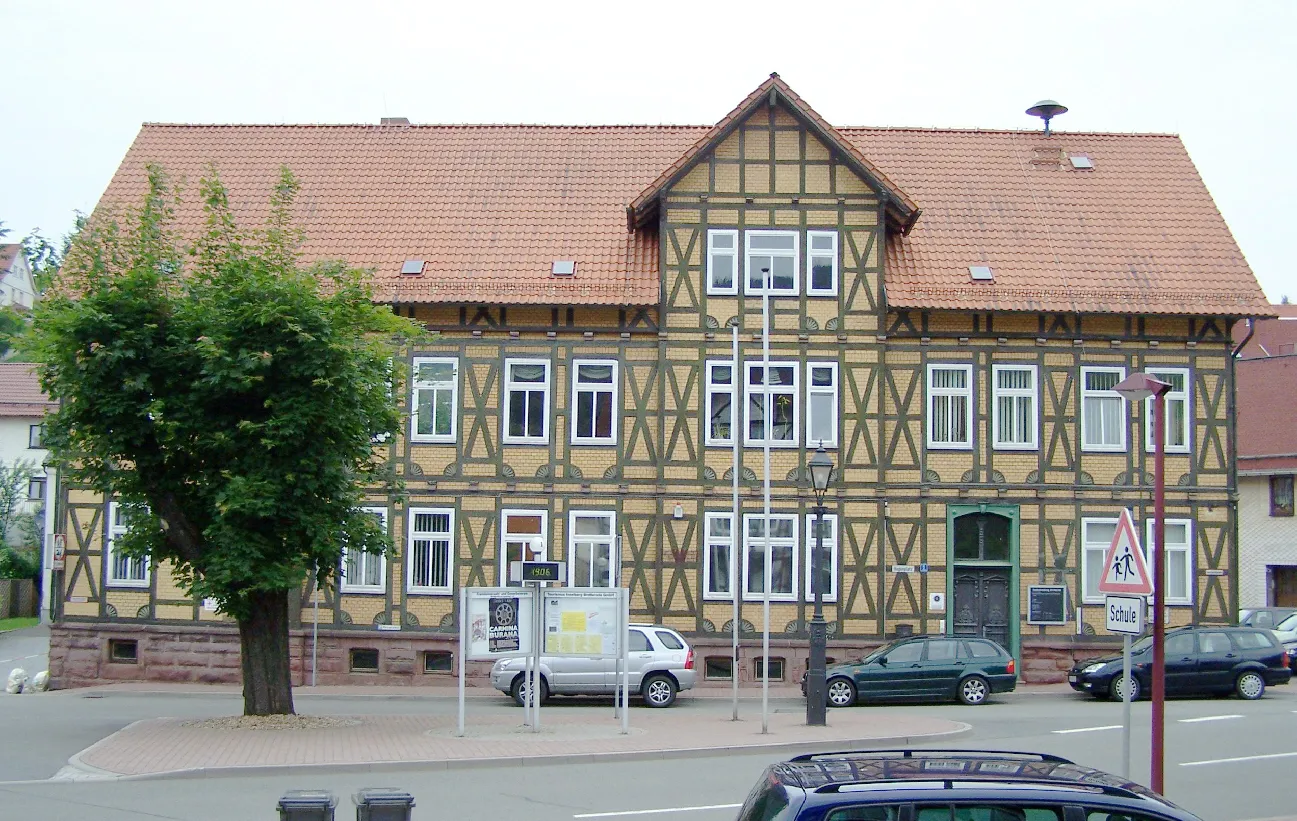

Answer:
[1113,371,1172,794]
[806,443,835,726]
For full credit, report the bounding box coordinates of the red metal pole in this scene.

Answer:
[1151,392,1166,794]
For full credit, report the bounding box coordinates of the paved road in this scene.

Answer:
[0,623,50,682]
[1,685,1295,820]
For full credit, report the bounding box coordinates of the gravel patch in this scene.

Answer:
[181,714,362,730]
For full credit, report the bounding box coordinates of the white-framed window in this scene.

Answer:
[927,364,973,450]
[707,229,739,295]
[568,510,616,587]
[105,501,149,588]
[1081,366,1127,452]
[500,509,547,587]
[743,513,798,601]
[1146,518,1194,605]
[704,361,736,447]
[1144,368,1191,454]
[407,508,454,594]
[341,506,388,594]
[803,513,838,603]
[27,477,45,500]
[28,424,42,448]
[411,357,458,443]
[502,359,550,445]
[745,362,799,447]
[570,360,617,445]
[703,512,735,600]
[1080,517,1119,604]
[744,230,798,296]
[806,361,838,448]
[806,230,838,296]
[992,364,1038,450]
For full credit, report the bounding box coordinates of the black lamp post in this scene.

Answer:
[806,444,835,726]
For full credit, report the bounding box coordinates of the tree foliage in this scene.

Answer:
[28,165,417,713]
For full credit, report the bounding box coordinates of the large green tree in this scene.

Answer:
[28,166,415,714]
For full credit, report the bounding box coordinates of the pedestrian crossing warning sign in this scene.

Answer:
[1097,509,1154,596]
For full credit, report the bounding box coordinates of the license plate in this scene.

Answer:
[1068,675,1077,683]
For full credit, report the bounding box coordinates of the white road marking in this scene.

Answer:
[0,654,44,664]
[1182,751,1297,767]
[574,805,743,818]
[1051,724,1122,734]
[1178,714,1243,723]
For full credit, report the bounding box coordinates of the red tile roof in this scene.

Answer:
[1236,354,1297,471]
[1235,306,1297,358]
[0,363,54,418]
[92,85,1268,315]
[0,243,20,273]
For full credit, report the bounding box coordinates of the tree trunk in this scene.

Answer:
[238,588,295,716]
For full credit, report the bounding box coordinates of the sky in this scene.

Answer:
[3,0,1295,301]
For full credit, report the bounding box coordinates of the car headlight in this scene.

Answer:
[1082,663,1107,674]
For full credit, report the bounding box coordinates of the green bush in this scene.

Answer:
[0,546,39,580]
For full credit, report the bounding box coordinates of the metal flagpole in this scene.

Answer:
[762,266,771,735]
[731,323,741,722]
[457,587,466,737]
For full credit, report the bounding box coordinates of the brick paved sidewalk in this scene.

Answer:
[70,704,969,779]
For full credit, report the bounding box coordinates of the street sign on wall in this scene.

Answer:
[1097,509,1154,596]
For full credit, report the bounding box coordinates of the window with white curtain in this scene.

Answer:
[806,231,838,296]
[803,514,838,603]
[503,359,550,444]
[569,511,616,587]
[743,514,797,601]
[705,361,736,446]
[707,229,738,295]
[407,508,454,594]
[992,364,1038,450]
[105,501,150,587]
[1144,368,1191,454]
[411,357,458,443]
[1081,366,1127,452]
[1145,518,1193,605]
[341,507,388,593]
[806,362,838,448]
[927,364,973,449]
[745,363,799,447]
[1080,517,1118,603]
[571,360,617,445]
[744,231,798,295]
[703,512,734,600]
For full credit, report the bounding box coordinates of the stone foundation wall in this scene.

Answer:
[49,622,1121,689]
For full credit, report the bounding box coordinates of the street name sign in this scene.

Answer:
[1097,509,1154,596]
[1105,594,1145,635]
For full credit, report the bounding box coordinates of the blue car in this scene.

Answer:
[735,749,1203,821]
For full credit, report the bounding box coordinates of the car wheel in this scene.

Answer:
[1236,670,1266,700]
[957,675,990,705]
[641,673,678,707]
[511,675,550,707]
[1108,673,1141,702]
[826,677,857,707]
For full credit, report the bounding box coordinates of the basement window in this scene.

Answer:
[423,650,453,674]
[704,656,733,680]
[754,657,785,681]
[349,648,380,672]
[108,639,138,664]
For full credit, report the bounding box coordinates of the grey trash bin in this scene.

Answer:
[353,788,415,821]
[278,790,338,821]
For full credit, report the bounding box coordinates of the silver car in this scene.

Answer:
[489,624,696,707]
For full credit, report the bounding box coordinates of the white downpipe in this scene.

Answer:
[761,268,771,735]
[731,323,741,722]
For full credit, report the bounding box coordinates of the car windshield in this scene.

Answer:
[860,641,905,663]
[1276,613,1297,632]
[1129,636,1154,653]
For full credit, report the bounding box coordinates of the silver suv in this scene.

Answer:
[488,624,696,707]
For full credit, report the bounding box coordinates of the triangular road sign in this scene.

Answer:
[1098,509,1154,596]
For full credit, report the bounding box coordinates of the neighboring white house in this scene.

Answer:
[0,362,56,621]
[0,244,37,311]
[1236,307,1297,608]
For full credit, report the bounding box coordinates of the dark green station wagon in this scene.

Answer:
[805,635,1018,707]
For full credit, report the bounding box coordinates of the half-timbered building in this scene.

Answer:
[48,76,1271,687]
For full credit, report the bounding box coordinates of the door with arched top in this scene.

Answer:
[948,508,1017,652]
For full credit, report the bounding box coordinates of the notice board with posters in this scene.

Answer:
[463,587,536,660]
[543,588,624,657]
